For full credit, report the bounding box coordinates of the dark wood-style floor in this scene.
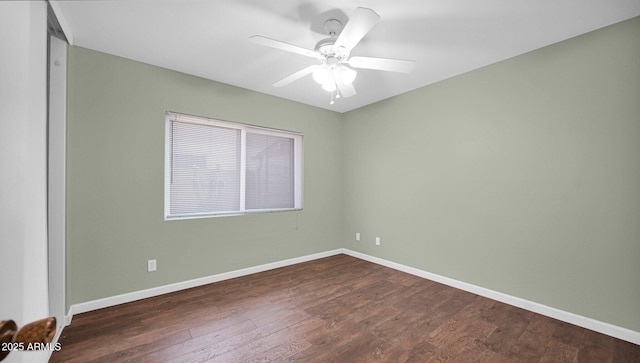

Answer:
[51,254,639,362]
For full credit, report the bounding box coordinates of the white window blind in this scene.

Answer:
[246,133,294,210]
[165,112,302,219]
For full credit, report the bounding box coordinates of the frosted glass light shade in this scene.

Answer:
[322,80,337,92]
[337,66,357,84]
[313,64,356,93]
[312,66,330,85]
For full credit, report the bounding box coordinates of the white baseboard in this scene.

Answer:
[65,247,639,346]
[64,312,72,326]
[342,248,640,345]
[67,249,343,319]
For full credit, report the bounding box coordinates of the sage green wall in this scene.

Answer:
[66,46,344,307]
[68,17,639,332]
[342,17,640,331]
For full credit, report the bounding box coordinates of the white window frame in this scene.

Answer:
[164,112,303,219]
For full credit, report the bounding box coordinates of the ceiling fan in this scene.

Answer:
[250,7,415,104]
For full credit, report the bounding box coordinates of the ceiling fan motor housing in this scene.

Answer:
[324,19,342,37]
[315,19,350,61]
[315,40,349,62]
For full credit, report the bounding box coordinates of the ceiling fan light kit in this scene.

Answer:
[250,7,416,105]
[312,64,356,89]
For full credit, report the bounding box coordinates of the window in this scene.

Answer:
[165,112,302,219]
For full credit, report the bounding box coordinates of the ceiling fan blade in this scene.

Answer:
[273,65,318,87]
[334,7,380,53]
[348,56,416,73]
[250,35,321,59]
[335,77,357,98]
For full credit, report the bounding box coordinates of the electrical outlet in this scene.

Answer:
[147,259,157,272]
[356,232,360,241]
[375,237,381,246]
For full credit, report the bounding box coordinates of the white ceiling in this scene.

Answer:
[52,0,640,113]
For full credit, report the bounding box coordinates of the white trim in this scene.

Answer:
[64,312,73,326]
[164,111,303,220]
[239,127,247,210]
[48,1,74,45]
[166,111,303,136]
[68,249,342,317]
[342,249,640,345]
[294,133,303,210]
[48,34,67,332]
[44,324,65,362]
[65,248,640,345]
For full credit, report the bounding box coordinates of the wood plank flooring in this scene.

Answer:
[50,254,640,362]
